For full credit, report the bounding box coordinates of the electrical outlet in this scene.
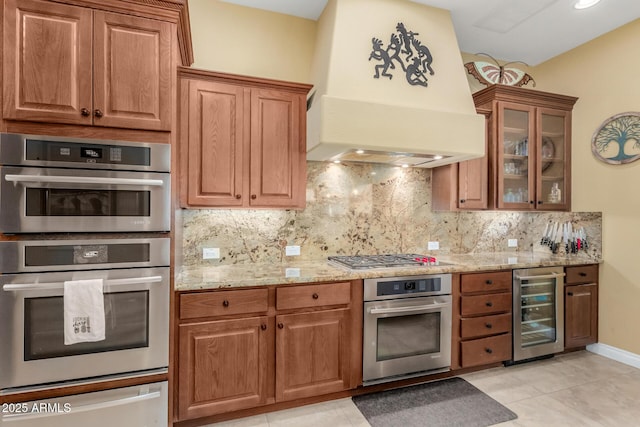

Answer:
[202,247,220,259]
[285,245,301,256]
[508,239,518,248]
[427,241,439,250]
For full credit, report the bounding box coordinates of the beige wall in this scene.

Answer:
[188,0,316,83]
[531,19,640,354]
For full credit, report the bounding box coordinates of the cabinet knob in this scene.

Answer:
[235,194,241,199]
[251,194,257,200]
[485,323,493,329]
[485,280,493,285]
[312,293,319,300]
[460,199,466,204]
[567,292,574,296]
[277,322,284,329]
[485,348,493,354]
[485,301,493,307]
[80,108,90,117]
[530,200,535,204]
[537,200,543,205]
[261,324,267,331]
[222,300,229,307]
[94,109,104,118]
[579,272,587,277]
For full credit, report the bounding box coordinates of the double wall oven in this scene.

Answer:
[0,134,171,426]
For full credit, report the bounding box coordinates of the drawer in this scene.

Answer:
[461,334,512,368]
[565,264,598,284]
[461,271,511,294]
[277,282,351,310]
[461,313,512,339]
[180,288,269,320]
[461,292,511,316]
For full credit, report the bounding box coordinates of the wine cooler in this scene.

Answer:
[512,266,565,361]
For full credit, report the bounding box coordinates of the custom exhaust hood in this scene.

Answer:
[306,0,485,168]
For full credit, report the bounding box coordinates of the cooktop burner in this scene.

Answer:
[328,254,439,270]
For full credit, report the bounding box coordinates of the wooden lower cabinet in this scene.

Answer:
[458,271,513,369]
[564,264,599,349]
[175,281,361,423]
[276,309,351,402]
[177,316,270,420]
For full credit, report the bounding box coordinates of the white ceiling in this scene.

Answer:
[220,0,640,65]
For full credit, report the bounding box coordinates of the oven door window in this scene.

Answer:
[24,291,149,360]
[377,312,441,361]
[26,188,150,217]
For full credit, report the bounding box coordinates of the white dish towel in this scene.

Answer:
[64,279,106,345]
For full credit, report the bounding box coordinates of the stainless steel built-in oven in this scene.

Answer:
[0,133,170,233]
[0,238,170,394]
[363,274,452,384]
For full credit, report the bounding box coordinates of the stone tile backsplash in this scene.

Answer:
[179,161,601,266]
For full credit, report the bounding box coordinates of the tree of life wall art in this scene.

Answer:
[591,112,640,165]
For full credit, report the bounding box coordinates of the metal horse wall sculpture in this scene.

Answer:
[368,22,434,87]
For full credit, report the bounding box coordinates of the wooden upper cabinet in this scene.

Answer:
[93,11,172,130]
[186,80,246,206]
[3,0,93,124]
[179,68,312,209]
[250,89,304,207]
[3,0,173,131]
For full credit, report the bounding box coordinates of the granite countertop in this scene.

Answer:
[175,252,601,291]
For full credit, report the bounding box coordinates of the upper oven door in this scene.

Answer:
[0,267,169,392]
[0,166,170,233]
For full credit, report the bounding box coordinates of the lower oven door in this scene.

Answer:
[363,295,452,383]
[0,268,169,393]
[0,381,167,427]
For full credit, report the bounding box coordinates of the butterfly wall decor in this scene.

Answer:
[464,53,536,87]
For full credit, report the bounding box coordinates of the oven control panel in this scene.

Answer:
[364,274,452,301]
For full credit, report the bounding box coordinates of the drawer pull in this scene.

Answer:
[485,280,493,285]
[579,272,587,277]
[261,324,267,331]
[312,293,319,300]
[567,292,574,296]
[485,301,493,307]
[485,348,493,354]
[277,322,284,329]
[235,194,241,199]
[485,322,493,329]
[222,300,229,307]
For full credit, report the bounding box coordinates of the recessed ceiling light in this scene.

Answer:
[574,0,601,9]
[355,149,365,154]
[433,155,443,160]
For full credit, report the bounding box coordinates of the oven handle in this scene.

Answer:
[515,272,565,281]
[4,174,164,186]
[2,275,163,292]
[1,390,161,422]
[369,302,450,315]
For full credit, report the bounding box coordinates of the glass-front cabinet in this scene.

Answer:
[497,102,572,210]
[475,85,577,211]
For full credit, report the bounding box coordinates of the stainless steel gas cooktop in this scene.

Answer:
[328,254,443,270]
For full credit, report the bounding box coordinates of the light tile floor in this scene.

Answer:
[204,351,640,427]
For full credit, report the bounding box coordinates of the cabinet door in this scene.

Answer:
[177,317,269,420]
[276,309,350,402]
[250,89,305,208]
[3,0,93,124]
[496,102,535,209]
[565,283,598,348]
[458,156,488,209]
[536,108,571,211]
[93,11,172,130]
[185,80,246,206]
